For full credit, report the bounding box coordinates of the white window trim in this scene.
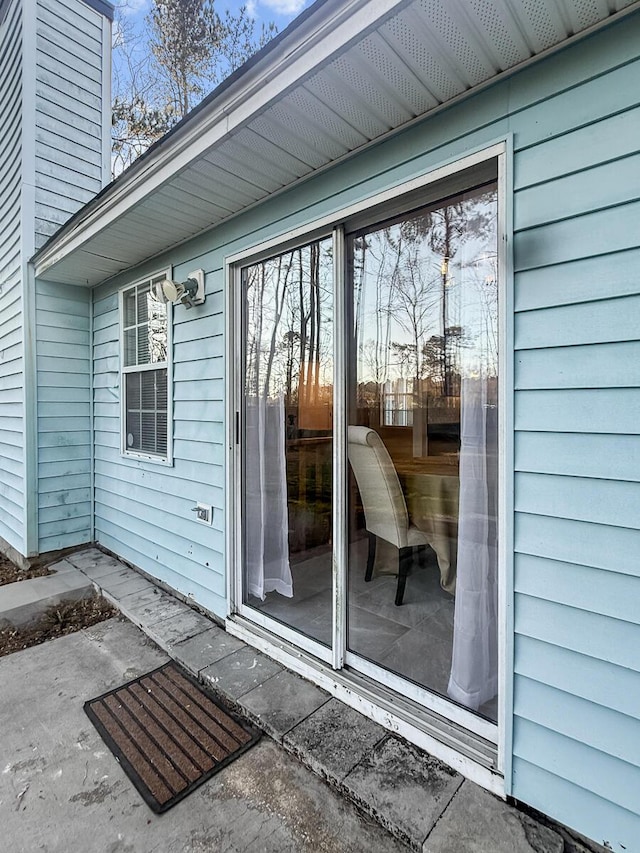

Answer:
[226,140,511,791]
[119,270,174,466]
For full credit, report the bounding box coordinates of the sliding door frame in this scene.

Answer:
[225,138,512,778]
[227,230,336,666]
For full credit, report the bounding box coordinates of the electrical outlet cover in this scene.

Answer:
[195,502,212,525]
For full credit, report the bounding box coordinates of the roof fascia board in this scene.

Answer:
[34,0,410,277]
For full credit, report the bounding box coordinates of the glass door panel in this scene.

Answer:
[242,237,334,647]
[346,183,499,721]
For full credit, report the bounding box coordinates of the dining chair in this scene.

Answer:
[347,425,431,605]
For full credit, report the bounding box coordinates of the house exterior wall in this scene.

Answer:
[0,0,26,557]
[0,0,110,560]
[87,13,640,849]
[31,0,110,553]
[92,273,226,615]
[35,279,92,551]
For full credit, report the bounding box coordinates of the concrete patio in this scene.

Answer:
[0,619,408,853]
[0,547,585,852]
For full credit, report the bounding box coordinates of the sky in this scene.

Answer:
[114,0,310,46]
[241,0,309,24]
[111,0,311,110]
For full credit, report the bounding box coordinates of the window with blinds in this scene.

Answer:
[120,276,171,460]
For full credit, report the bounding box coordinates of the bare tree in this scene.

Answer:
[422,197,494,394]
[111,1,277,175]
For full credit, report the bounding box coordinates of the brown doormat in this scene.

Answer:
[84,661,261,813]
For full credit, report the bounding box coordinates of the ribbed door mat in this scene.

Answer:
[84,661,261,813]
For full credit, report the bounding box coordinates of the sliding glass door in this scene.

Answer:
[241,238,334,649]
[236,157,501,730]
[346,182,499,721]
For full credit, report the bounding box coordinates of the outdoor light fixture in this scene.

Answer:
[156,268,205,308]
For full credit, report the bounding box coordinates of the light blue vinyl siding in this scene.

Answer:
[34,0,106,249]
[508,18,640,850]
[0,0,108,559]
[0,0,25,554]
[35,279,91,551]
[92,277,226,615]
[87,12,640,848]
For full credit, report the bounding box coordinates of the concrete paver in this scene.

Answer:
[116,587,186,624]
[143,608,212,647]
[0,620,408,853]
[66,549,123,578]
[61,547,566,853]
[93,567,144,587]
[116,585,165,607]
[63,547,105,569]
[46,558,78,574]
[423,781,564,853]
[283,698,387,784]
[342,736,463,847]
[98,573,153,599]
[170,625,245,675]
[0,566,93,627]
[200,645,283,699]
[240,669,330,741]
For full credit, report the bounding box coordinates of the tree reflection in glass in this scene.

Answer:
[347,183,499,721]
[242,237,334,647]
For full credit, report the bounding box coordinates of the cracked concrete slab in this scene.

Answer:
[342,736,463,848]
[196,737,409,853]
[423,781,563,853]
[239,670,330,742]
[283,698,387,784]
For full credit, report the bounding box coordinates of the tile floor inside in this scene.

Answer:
[250,539,498,722]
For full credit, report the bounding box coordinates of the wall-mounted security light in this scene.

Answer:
[156,268,205,308]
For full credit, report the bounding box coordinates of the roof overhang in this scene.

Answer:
[33,0,640,286]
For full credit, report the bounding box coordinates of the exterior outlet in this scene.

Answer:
[187,269,206,305]
[194,503,212,525]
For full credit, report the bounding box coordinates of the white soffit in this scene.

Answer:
[34,0,639,286]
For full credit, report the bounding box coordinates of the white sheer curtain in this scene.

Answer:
[245,393,293,600]
[447,374,498,711]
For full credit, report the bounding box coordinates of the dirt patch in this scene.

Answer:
[0,595,118,658]
[0,554,53,586]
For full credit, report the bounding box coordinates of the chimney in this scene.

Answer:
[0,0,113,562]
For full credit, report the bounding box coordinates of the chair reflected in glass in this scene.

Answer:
[347,426,432,606]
